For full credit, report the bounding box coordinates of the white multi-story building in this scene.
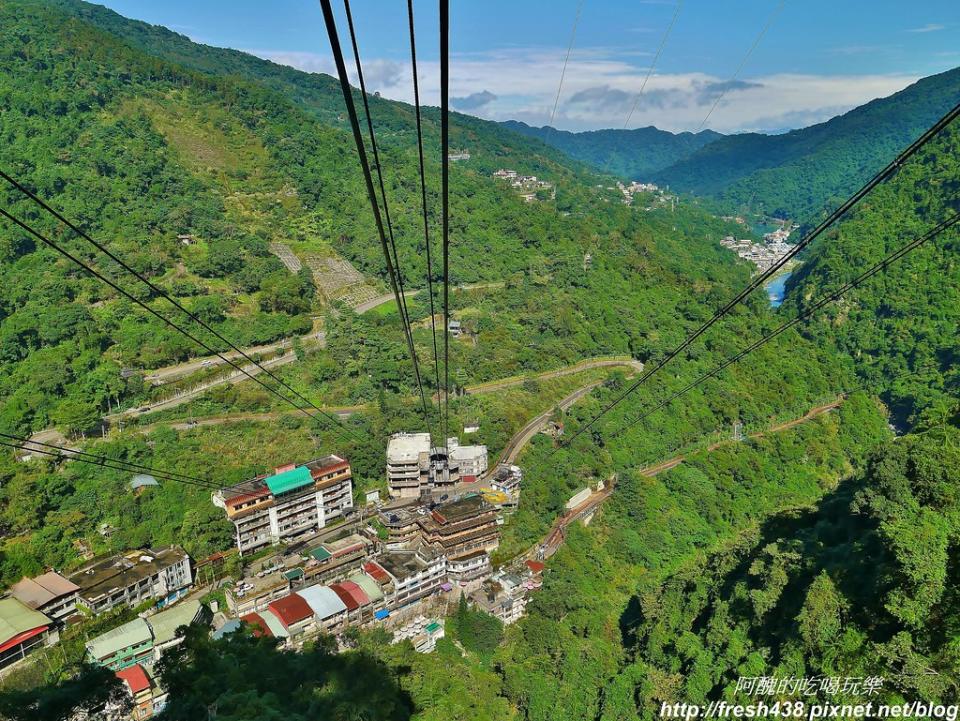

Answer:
[386,433,462,498]
[447,439,488,481]
[212,456,354,555]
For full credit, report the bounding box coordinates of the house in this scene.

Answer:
[446,548,491,582]
[0,598,57,671]
[447,319,462,338]
[375,545,447,609]
[115,664,168,720]
[69,547,192,615]
[212,456,354,555]
[85,618,154,670]
[417,496,500,558]
[85,600,205,670]
[9,571,79,623]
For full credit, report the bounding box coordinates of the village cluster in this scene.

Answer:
[492,169,555,202]
[0,434,544,719]
[719,223,798,272]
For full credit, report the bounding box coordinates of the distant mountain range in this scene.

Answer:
[504,66,960,221]
[501,122,723,180]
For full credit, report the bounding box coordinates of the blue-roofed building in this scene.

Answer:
[212,456,354,555]
[295,585,348,630]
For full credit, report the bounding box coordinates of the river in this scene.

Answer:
[765,270,792,308]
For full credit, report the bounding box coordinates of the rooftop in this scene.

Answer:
[265,465,313,496]
[295,585,347,621]
[10,572,79,609]
[148,599,202,645]
[387,432,431,463]
[240,613,271,638]
[85,618,152,661]
[0,598,51,651]
[116,664,151,695]
[449,444,486,461]
[267,594,313,628]
[430,496,491,524]
[377,547,440,582]
[69,547,188,600]
[220,455,349,503]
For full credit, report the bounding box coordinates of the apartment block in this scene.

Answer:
[418,496,500,559]
[212,455,354,555]
[69,547,192,615]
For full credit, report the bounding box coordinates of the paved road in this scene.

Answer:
[529,397,845,561]
[110,352,303,421]
[354,281,506,315]
[144,331,325,385]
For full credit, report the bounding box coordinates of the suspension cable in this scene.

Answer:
[608,212,960,440]
[407,0,443,430]
[0,207,360,443]
[696,0,784,132]
[440,0,451,446]
[622,0,683,130]
[341,0,435,441]
[0,170,361,443]
[0,437,222,492]
[558,99,960,451]
[549,0,585,128]
[0,432,219,487]
[319,0,436,439]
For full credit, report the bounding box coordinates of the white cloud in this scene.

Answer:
[247,46,921,134]
[907,23,945,33]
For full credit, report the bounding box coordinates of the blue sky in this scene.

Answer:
[95,0,960,133]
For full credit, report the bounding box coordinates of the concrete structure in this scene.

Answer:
[490,464,522,494]
[418,496,500,559]
[213,456,354,555]
[447,439,488,482]
[86,618,154,670]
[85,600,205,670]
[69,547,192,615]
[0,598,57,671]
[386,433,432,498]
[115,664,168,720]
[446,548,491,582]
[392,616,445,653]
[379,505,424,549]
[374,545,447,609]
[565,487,591,511]
[9,571,79,622]
[386,433,487,498]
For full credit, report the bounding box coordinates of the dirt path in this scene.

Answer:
[464,357,643,395]
[354,281,506,315]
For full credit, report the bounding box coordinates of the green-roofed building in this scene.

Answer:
[212,456,355,556]
[349,573,384,604]
[265,466,313,495]
[85,618,153,671]
[0,598,57,671]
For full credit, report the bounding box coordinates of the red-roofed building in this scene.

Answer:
[363,561,390,584]
[240,613,272,638]
[329,584,360,611]
[116,664,158,720]
[337,580,370,607]
[525,560,545,574]
[267,594,314,633]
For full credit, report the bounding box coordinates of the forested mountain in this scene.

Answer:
[501,121,723,179]
[513,67,960,223]
[654,66,960,220]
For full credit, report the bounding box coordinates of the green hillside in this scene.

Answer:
[500,121,723,179]
[654,67,960,220]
